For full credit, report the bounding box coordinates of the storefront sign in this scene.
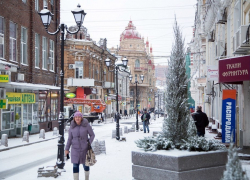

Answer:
[222,89,236,143]
[6,93,35,104]
[219,55,250,83]
[66,93,76,98]
[0,75,9,82]
[207,65,218,81]
[0,99,8,109]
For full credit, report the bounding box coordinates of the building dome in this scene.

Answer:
[120,21,141,40]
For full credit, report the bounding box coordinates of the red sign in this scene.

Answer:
[219,55,250,83]
[76,87,84,98]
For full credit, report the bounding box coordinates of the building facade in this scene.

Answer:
[64,26,116,118]
[189,0,250,148]
[0,0,62,137]
[115,20,156,113]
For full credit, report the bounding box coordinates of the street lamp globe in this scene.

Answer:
[105,58,111,67]
[140,74,144,82]
[38,6,53,29]
[71,4,87,27]
[122,57,128,66]
[129,74,133,82]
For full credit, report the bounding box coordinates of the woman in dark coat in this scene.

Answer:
[65,111,95,180]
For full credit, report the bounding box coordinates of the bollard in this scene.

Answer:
[22,131,29,143]
[112,130,116,139]
[65,126,70,133]
[53,127,58,136]
[39,129,45,139]
[0,134,8,147]
[124,126,128,134]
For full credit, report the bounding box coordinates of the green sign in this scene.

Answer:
[0,75,9,82]
[6,93,35,104]
[0,99,8,109]
[66,93,76,98]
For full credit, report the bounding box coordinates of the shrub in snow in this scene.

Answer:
[221,143,249,180]
[135,18,226,152]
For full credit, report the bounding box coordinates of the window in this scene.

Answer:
[9,21,17,62]
[49,39,54,71]
[21,27,27,64]
[42,36,47,69]
[89,63,91,78]
[22,0,27,3]
[35,33,40,67]
[75,61,83,78]
[35,0,39,11]
[43,0,48,7]
[0,16,4,59]
[23,104,32,127]
[93,64,95,79]
[51,99,58,120]
[33,102,39,124]
[50,0,54,5]
[135,74,138,81]
[135,59,140,68]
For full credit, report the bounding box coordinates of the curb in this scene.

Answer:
[0,137,58,152]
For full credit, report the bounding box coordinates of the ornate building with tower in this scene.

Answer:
[111,20,156,112]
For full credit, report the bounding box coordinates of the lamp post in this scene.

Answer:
[105,57,128,140]
[38,4,86,169]
[129,74,144,131]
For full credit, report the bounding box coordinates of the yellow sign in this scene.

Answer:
[0,75,9,82]
[0,99,8,109]
[78,106,82,113]
[107,100,111,105]
[6,93,36,104]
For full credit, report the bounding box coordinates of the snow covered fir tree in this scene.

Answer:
[221,143,249,180]
[135,19,226,152]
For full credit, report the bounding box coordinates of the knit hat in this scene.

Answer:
[74,111,83,118]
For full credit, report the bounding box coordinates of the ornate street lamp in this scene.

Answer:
[105,57,129,140]
[38,4,86,169]
[129,74,144,131]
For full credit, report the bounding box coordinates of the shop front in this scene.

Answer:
[219,55,250,147]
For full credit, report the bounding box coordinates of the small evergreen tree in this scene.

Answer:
[221,143,249,180]
[162,19,190,144]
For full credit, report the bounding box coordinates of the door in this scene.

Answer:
[15,106,22,137]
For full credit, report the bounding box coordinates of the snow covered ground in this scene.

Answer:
[0,116,249,180]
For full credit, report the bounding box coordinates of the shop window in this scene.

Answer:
[2,105,14,130]
[23,104,32,127]
[33,102,39,124]
[38,99,46,122]
[0,16,4,59]
[51,99,58,120]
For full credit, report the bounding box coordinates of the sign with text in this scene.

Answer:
[6,93,36,104]
[222,89,236,143]
[219,55,250,83]
[207,65,218,81]
[0,75,9,82]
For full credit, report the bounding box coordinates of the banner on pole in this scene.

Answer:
[222,89,236,143]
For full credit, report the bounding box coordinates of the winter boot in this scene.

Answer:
[73,173,79,180]
[85,171,90,180]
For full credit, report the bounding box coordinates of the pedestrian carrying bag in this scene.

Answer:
[85,140,97,166]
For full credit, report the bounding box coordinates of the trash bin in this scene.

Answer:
[28,123,32,134]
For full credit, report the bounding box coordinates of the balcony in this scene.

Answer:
[67,78,94,87]
[233,25,250,55]
[103,82,115,88]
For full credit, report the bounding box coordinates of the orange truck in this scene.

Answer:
[64,98,106,123]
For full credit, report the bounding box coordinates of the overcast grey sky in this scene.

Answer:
[60,0,197,64]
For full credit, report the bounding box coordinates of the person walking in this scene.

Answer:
[141,109,151,133]
[192,106,209,137]
[65,111,95,180]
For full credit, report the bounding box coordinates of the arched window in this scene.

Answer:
[135,59,140,68]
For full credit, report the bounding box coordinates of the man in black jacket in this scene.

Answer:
[192,106,209,137]
[141,109,151,133]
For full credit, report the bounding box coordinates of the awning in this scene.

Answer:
[0,82,69,91]
[219,55,250,84]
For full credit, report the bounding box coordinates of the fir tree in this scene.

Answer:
[162,18,190,145]
[221,143,249,180]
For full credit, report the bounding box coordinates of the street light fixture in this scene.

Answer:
[105,57,129,140]
[129,74,144,131]
[38,4,86,169]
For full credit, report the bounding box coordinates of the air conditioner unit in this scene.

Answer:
[205,81,212,95]
[0,88,6,99]
[69,64,75,69]
[17,73,24,81]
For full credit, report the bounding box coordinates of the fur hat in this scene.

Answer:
[74,111,83,118]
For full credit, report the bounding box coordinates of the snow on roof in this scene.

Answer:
[0,60,18,67]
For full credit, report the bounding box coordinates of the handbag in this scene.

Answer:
[85,140,97,166]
